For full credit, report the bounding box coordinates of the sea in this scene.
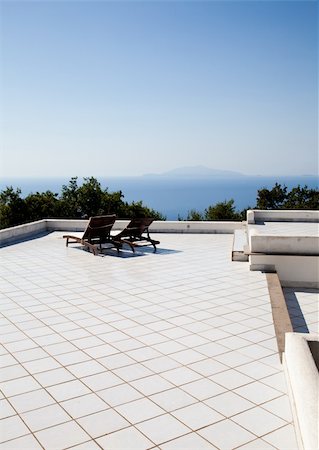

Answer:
[1,175,318,220]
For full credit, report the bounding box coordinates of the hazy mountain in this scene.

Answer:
[143,165,245,178]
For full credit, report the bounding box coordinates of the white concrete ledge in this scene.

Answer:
[232,229,249,261]
[249,254,319,288]
[0,220,47,245]
[49,219,243,234]
[247,209,319,224]
[283,333,319,450]
[249,231,319,256]
[0,219,243,246]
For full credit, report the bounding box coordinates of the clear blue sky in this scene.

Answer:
[1,0,317,178]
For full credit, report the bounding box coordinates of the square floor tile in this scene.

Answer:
[35,420,90,449]
[262,424,299,449]
[0,415,30,443]
[142,355,180,373]
[236,361,279,380]
[150,387,197,412]
[61,393,109,419]
[261,372,288,393]
[198,419,255,450]
[205,391,254,417]
[160,432,218,449]
[8,389,55,413]
[67,360,106,378]
[210,369,253,390]
[160,366,202,386]
[97,383,142,407]
[131,374,174,396]
[1,376,41,397]
[136,413,190,445]
[81,371,123,391]
[97,425,154,450]
[66,441,100,450]
[98,353,136,370]
[189,359,229,377]
[172,402,224,430]
[113,363,153,382]
[126,347,162,362]
[54,350,91,366]
[0,400,15,419]
[261,395,293,422]
[181,378,226,401]
[234,381,282,405]
[0,364,28,382]
[236,439,276,449]
[77,409,129,438]
[115,397,165,424]
[22,357,61,374]
[34,367,75,387]
[232,407,287,436]
[0,433,43,449]
[215,350,252,368]
[170,349,206,365]
[47,379,91,402]
[12,348,49,363]
[21,403,71,432]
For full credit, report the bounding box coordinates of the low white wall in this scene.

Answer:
[0,219,243,246]
[149,220,243,234]
[249,254,319,288]
[249,232,319,256]
[283,333,319,450]
[0,220,47,245]
[247,209,319,224]
[48,219,243,234]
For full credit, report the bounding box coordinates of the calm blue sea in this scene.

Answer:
[1,176,318,220]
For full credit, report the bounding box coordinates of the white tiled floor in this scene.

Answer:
[0,232,317,449]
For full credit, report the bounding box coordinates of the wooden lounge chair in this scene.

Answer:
[63,215,116,256]
[111,217,160,252]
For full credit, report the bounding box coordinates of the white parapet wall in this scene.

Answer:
[249,230,319,256]
[283,333,319,450]
[0,220,47,246]
[247,209,319,224]
[47,219,243,234]
[246,210,319,287]
[0,219,243,246]
[249,254,319,288]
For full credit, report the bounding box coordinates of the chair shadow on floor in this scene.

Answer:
[68,244,182,258]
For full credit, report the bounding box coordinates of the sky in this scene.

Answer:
[0,0,317,178]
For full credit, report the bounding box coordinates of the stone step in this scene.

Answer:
[232,229,249,261]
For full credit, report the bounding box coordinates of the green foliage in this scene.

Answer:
[186,209,204,221]
[60,177,80,217]
[182,200,245,221]
[181,182,318,222]
[256,183,319,210]
[77,177,104,218]
[0,187,27,228]
[0,177,165,229]
[285,185,319,209]
[24,191,60,222]
[1,179,317,229]
[204,199,243,221]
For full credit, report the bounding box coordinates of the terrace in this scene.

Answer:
[0,212,318,450]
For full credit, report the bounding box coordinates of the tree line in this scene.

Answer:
[184,183,318,221]
[0,178,318,230]
[0,177,165,229]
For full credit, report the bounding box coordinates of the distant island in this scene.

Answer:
[143,165,246,178]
